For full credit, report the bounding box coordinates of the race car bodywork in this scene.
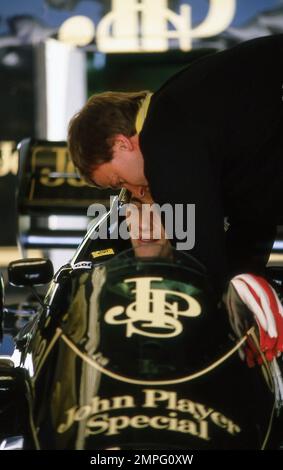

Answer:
[0,191,282,450]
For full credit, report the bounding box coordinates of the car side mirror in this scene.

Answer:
[8,258,54,287]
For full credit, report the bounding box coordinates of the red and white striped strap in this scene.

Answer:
[227,273,283,365]
[227,273,283,408]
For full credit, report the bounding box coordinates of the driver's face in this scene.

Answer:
[126,189,172,258]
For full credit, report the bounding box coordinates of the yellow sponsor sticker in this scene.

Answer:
[91,248,115,258]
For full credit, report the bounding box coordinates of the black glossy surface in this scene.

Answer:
[1,195,282,449]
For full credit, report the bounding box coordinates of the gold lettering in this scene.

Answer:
[143,389,171,408]
[226,420,241,435]
[56,389,241,440]
[94,0,236,54]
[107,416,129,436]
[167,412,178,431]
[195,404,214,421]
[131,415,149,429]
[150,416,169,429]
[210,412,228,429]
[112,395,135,410]
[177,417,209,441]
[176,399,196,415]
[34,146,86,188]
[167,391,177,410]
[66,158,85,187]
[86,413,109,435]
[57,406,76,433]
[39,147,66,187]
[199,420,210,440]
[105,277,201,339]
[74,405,92,421]
[178,419,198,436]
[91,396,112,414]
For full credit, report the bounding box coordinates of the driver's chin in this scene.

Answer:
[132,240,165,258]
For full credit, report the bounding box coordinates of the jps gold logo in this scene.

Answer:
[104,277,201,338]
[31,146,87,188]
[59,0,236,53]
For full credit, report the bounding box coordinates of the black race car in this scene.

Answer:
[0,187,283,450]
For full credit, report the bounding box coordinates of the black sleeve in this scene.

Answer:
[141,119,226,292]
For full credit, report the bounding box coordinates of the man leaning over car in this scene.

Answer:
[68,34,283,294]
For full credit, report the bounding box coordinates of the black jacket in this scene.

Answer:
[140,34,283,287]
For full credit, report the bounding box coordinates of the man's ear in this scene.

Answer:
[113,134,134,151]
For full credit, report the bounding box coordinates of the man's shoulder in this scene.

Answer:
[154,34,283,99]
[153,49,217,95]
